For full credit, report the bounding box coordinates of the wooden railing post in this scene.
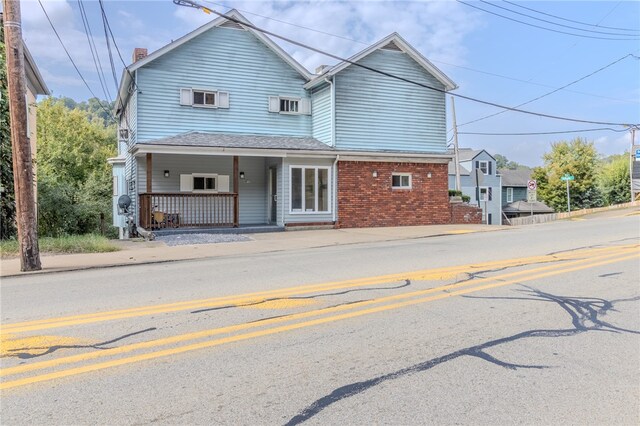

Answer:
[233,156,239,227]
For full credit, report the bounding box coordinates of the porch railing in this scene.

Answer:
[139,193,239,229]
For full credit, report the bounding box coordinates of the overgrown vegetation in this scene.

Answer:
[0,22,16,240]
[0,234,119,257]
[36,98,117,238]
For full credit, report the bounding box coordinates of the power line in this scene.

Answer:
[98,0,119,93]
[203,0,635,104]
[457,0,639,41]
[97,0,138,91]
[457,53,637,128]
[479,0,638,37]
[174,0,638,128]
[36,0,115,121]
[77,0,112,103]
[458,127,629,136]
[502,0,639,33]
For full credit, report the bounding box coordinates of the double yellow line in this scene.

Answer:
[3,244,635,334]
[1,244,637,390]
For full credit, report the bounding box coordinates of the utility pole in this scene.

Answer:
[451,96,461,192]
[3,0,41,271]
[630,127,636,203]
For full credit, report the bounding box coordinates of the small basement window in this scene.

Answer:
[392,173,412,189]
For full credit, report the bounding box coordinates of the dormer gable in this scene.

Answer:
[305,33,456,91]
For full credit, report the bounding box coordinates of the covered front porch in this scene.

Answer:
[137,152,282,230]
[118,132,340,237]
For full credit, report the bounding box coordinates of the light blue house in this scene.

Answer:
[448,149,502,225]
[111,10,462,236]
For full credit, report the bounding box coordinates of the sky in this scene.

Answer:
[17,0,640,167]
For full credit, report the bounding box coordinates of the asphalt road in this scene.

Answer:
[1,209,639,425]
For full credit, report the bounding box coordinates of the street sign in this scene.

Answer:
[561,174,575,181]
[527,179,537,191]
[527,190,537,203]
[635,149,640,160]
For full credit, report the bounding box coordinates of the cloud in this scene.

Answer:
[173,0,481,71]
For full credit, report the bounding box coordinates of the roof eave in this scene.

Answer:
[24,44,50,95]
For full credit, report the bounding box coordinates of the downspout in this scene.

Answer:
[332,154,339,224]
[324,77,335,147]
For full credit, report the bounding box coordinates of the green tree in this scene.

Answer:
[535,138,603,212]
[0,23,16,239]
[495,153,529,170]
[598,154,630,205]
[36,98,116,236]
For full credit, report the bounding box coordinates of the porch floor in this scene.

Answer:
[151,224,284,236]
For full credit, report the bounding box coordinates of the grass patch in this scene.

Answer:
[0,234,120,257]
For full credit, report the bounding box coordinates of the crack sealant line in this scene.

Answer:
[1,248,635,379]
[1,251,637,391]
[3,244,636,334]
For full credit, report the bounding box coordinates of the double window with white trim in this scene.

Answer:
[290,166,330,213]
[391,173,412,189]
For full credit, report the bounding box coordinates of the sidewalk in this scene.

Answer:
[0,224,507,278]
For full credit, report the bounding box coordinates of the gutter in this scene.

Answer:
[324,77,336,147]
[332,154,339,223]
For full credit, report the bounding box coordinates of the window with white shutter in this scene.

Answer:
[268,96,311,115]
[180,88,229,109]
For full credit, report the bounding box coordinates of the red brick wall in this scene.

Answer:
[451,203,483,224]
[337,161,451,228]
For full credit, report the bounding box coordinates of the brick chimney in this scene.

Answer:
[132,48,148,63]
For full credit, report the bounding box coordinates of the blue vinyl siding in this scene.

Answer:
[451,152,501,224]
[136,154,268,225]
[334,49,446,153]
[502,186,527,206]
[136,27,310,141]
[312,85,332,145]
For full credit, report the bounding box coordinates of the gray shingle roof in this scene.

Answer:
[447,161,470,176]
[499,169,532,187]
[137,132,334,151]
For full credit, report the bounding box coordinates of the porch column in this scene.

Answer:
[233,155,239,227]
[146,153,152,193]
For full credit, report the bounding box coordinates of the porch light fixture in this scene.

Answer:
[372,171,378,178]
[427,172,432,178]
[239,171,245,180]
[164,170,170,178]
[119,129,129,140]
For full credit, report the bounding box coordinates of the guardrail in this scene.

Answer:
[507,201,639,226]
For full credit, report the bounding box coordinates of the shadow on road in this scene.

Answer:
[285,287,640,426]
